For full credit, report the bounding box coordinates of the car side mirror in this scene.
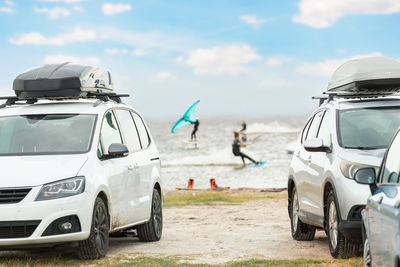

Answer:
[354,168,376,185]
[304,138,331,153]
[107,143,129,158]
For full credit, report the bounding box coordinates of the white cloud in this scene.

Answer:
[44,55,100,65]
[0,6,12,13]
[9,27,96,46]
[239,15,267,28]
[293,0,400,29]
[0,0,14,13]
[184,44,261,75]
[34,7,70,20]
[174,55,184,64]
[296,52,383,77]
[105,48,129,55]
[4,0,14,6]
[132,49,146,57]
[102,3,131,16]
[154,71,176,82]
[266,58,283,67]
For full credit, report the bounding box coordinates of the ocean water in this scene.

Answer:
[148,117,305,190]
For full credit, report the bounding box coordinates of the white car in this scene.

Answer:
[0,63,163,259]
[288,56,400,258]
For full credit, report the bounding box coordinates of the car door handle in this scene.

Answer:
[377,196,383,204]
[295,151,300,157]
[307,156,312,163]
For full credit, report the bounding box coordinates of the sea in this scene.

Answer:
[147,117,305,190]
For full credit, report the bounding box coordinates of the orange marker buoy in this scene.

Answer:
[210,178,217,189]
[188,179,194,189]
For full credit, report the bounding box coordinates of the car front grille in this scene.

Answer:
[0,188,31,204]
[0,220,41,239]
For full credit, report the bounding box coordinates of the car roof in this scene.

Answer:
[319,97,400,111]
[0,99,135,117]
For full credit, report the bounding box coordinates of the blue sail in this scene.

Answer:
[171,100,200,133]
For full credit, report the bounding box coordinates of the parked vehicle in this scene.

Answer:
[355,128,400,267]
[0,63,163,259]
[288,56,400,258]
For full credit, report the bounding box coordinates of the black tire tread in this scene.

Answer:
[78,197,109,260]
[290,188,316,241]
[326,192,362,259]
[137,189,162,242]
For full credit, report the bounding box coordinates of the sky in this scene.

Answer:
[0,0,400,119]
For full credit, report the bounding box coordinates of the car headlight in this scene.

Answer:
[340,159,378,179]
[36,176,85,201]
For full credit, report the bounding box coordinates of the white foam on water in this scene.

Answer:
[246,121,299,134]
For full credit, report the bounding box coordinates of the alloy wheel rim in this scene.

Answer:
[152,193,163,237]
[292,191,299,230]
[364,238,371,267]
[94,205,107,253]
[328,201,338,249]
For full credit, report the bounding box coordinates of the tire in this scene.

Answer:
[363,236,372,267]
[78,197,109,259]
[326,192,361,259]
[137,188,163,242]
[289,187,316,241]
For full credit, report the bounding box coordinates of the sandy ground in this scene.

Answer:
[0,189,333,264]
[107,189,332,264]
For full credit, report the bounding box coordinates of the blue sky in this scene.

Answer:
[0,0,400,119]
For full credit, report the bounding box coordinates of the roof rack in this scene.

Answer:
[0,92,130,109]
[313,87,400,106]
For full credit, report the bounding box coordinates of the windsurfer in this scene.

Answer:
[232,132,259,166]
[191,118,199,141]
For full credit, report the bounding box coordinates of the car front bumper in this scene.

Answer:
[0,186,92,247]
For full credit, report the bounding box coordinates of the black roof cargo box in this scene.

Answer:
[13,62,114,99]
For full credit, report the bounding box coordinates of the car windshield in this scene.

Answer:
[0,114,96,155]
[339,107,400,149]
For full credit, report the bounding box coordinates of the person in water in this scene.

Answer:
[239,121,247,142]
[232,132,259,166]
[191,118,199,141]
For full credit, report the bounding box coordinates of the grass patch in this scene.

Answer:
[0,256,363,267]
[164,192,285,207]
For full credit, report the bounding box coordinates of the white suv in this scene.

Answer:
[288,57,400,258]
[0,63,163,259]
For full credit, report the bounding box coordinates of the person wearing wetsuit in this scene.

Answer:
[240,121,247,132]
[232,133,258,166]
[191,118,199,141]
[239,121,247,142]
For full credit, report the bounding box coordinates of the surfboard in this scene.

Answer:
[183,140,199,144]
[253,161,266,167]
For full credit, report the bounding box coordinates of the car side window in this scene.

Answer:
[100,111,123,155]
[317,110,331,146]
[379,133,400,184]
[301,118,312,144]
[114,109,141,153]
[131,112,150,149]
[306,111,324,141]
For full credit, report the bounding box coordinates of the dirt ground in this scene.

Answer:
[0,189,334,265]
[107,189,332,264]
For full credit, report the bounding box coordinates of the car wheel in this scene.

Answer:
[290,187,316,241]
[326,192,360,258]
[363,236,371,267]
[137,188,163,242]
[78,197,109,259]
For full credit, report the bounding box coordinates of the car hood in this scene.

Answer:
[338,148,386,167]
[0,154,88,187]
